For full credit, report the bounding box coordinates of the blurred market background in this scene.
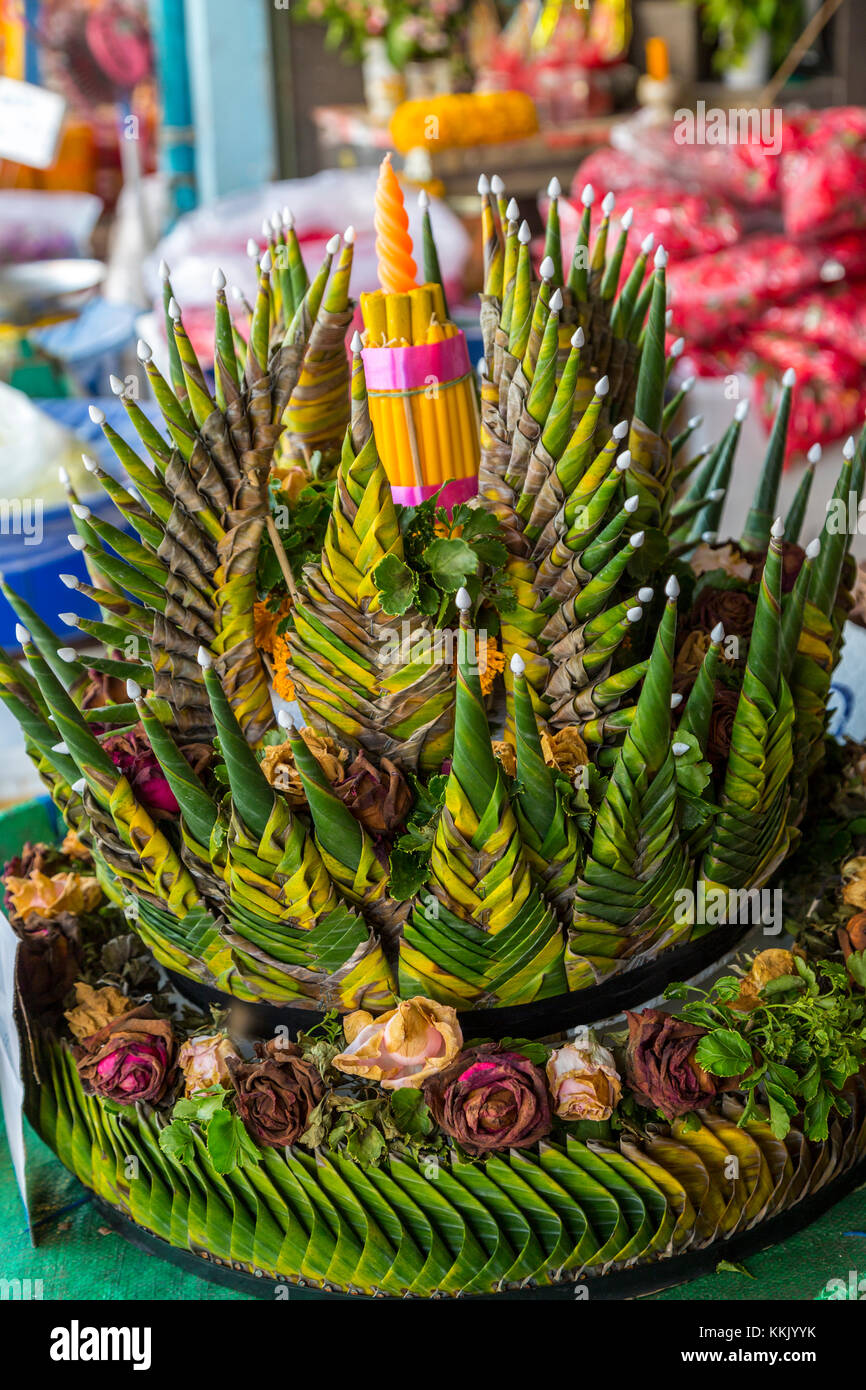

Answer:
[2,0,866,804]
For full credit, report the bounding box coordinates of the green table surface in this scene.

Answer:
[2,1108,864,1302]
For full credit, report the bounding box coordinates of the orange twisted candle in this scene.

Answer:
[375,153,418,295]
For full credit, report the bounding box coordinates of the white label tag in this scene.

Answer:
[0,77,66,169]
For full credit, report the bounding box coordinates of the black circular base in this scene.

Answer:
[92,1151,866,1300]
[168,920,752,1038]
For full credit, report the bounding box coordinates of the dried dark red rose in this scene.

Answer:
[707,682,741,775]
[423,1045,552,1154]
[227,1038,324,1149]
[75,1004,176,1105]
[101,724,179,818]
[334,752,412,836]
[691,587,756,639]
[624,1008,741,1119]
[15,913,81,1014]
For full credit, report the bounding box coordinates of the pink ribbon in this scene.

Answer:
[362,335,472,393]
[390,475,478,509]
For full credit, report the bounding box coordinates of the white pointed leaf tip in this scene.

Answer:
[59,574,79,590]
[678,376,695,394]
[622,208,634,229]
[581,184,595,206]
[709,488,725,502]
[596,374,610,397]
[58,465,70,486]
[58,613,78,626]
[72,779,87,795]
[735,400,749,422]
[246,238,259,258]
[701,531,718,543]
[518,220,531,244]
[641,232,655,254]
[670,693,683,708]
[491,174,505,195]
[168,296,183,321]
[476,174,489,196]
[549,287,563,313]
[782,367,796,388]
[602,191,615,215]
[108,373,124,395]
[350,329,363,354]
[230,285,243,300]
[671,337,685,356]
[52,742,69,755]
[260,249,272,273]
[197,645,213,670]
[539,255,555,281]
[547,176,561,199]
[638,587,654,603]
[665,574,680,599]
[15,623,29,644]
[455,586,472,611]
[88,404,106,425]
[126,679,142,701]
[624,495,640,513]
[672,742,689,756]
[804,538,820,560]
[136,338,152,361]
[270,212,282,233]
[771,517,785,540]
[261,218,271,239]
[626,606,643,623]
[343,225,356,245]
[282,206,293,227]
[509,651,525,675]
[631,530,645,548]
[56,647,77,663]
[843,436,856,459]
[654,245,668,269]
[613,419,629,439]
[506,197,519,220]
[616,449,632,469]
[158,258,170,280]
[665,310,673,326]
[212,267,226,290]
[807,443,822,464]
[276,708,292,730]
[67,534,85,551]
[71,503,90,520]
[571,326,585,348]
[710,622,725,642]
[326,233,341,256]
[688,415,703,430]
[81,453,97,471]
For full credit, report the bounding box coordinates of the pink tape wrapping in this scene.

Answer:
[361,334,472,392]
[390,475,478,509]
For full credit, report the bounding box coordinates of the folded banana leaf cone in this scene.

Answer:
[281,232,354,465]
[198,647,396,1011]
[289,364,454,773]
[399,591,565,1006]
[700,524,795,901]
[567,578,692,986]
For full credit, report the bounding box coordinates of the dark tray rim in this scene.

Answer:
[168,919,752,1039]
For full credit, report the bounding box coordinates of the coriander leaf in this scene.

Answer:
[422,537,480,592]
[373,554,418,615]
[158,1119,195,1164]
[694,1028,753,1078]
[206,1108,242,1174]
[388,845,430,901]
